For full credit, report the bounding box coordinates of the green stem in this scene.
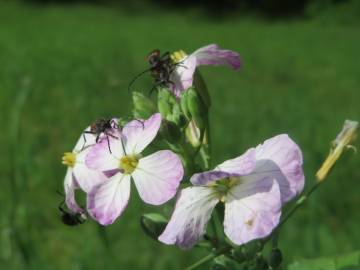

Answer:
[277,182,320,231]
[185,253,215,270]
[185,246,230,270]
[262,180,322,247]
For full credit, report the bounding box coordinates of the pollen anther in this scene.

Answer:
[119,155,139,174]
[62,152,76,167]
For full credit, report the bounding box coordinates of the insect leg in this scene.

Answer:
[106,134,112,154]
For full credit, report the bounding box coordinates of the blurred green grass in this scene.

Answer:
[0,1,360,269]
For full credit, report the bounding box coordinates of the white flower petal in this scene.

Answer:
[87,174,131,225]
[170,55,197,96]
[190,148,256,186]
[255,134,304,203]
[85,136,124,172]
[122,113,161,155]
[158,187,219,249]
[132,150,183,205]
[224,178,281,245]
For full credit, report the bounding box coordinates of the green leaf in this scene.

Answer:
[140,213,168,241]
[212,255,240,270]
[132,91,157,119]
[288,251,360,270]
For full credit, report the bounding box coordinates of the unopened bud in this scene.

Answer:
[316,119,358,182]
[186,87,206,133]
[157,87,183,125]
[193,69,211,108]
[132,91,156,119]
[268,248,282,268]
[140,213,168,241]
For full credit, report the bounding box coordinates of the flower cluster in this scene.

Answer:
[61,44,305,253]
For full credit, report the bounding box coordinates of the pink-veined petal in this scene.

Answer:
[170,55,197,96]
[64,169,83,213]
[158,187,219,249]
[122,113,161,155]
[255,134,304,203]
[87,174,131,225]
[224,178,281,245]
[132,150,184,205]
[192,44,241,69]
[73,147,108,192]
[85,136,124,172]
[190,148,256,186]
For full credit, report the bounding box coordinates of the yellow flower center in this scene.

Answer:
[119,155,139,175]
[209,177,239,202]
[62,152,76,168]
[171,50,187,63]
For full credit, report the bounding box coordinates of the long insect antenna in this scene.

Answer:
[128,68,152,92]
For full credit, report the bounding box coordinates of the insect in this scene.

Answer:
[58,201,87,226]
[82,118,119,154]
[128,49,181,93]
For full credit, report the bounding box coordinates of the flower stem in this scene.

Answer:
[277,181,320,231]
[261,180,322,248]
[185,246,230,270]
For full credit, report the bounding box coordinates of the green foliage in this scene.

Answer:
[0,1,360,269]
[288,251,360,270]
[132,91,157,119]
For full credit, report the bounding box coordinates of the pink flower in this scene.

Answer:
[85,113,184,225]
[62,127,108,213]
[170,44,241,97]
[159,134,304,249]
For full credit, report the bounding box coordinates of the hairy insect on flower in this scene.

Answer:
[62,127,109,213]
[85,113,184,225]
[170,44,241,97]
[159,134,304,249]
[316,119,358,182]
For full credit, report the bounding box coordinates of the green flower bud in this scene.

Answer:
[140,213,167,241]
[132,91,157,119]
[157,88,173,118]
[180,90,191,121]
[157,87,183,125]
[268,248,282,268]
[241,241,263,260]
[186,87,206,133]
[193,69,211,108]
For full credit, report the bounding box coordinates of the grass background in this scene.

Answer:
[1,1,359,269]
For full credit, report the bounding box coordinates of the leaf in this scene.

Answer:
[288,251,360,270]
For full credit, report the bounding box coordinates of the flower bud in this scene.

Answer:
[193,69,211,108]
[132,91,156,119]
[140,213,168,241]
[180,90,191,121]
[186,87,207,133]
[268,248,283,268]
[157,87,183,125]
[316,119,358,182]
